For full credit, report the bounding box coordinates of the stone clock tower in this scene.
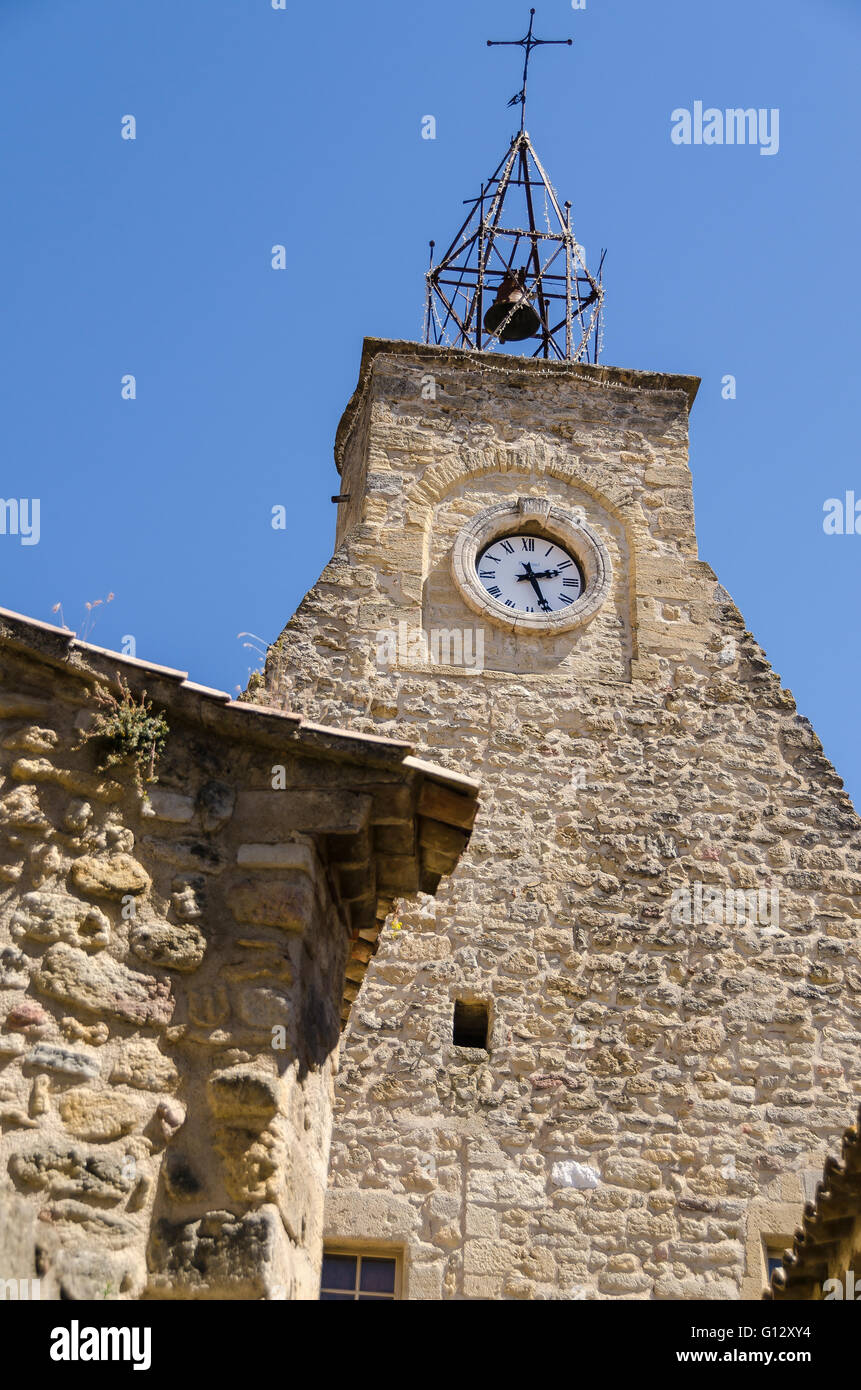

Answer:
[256,335,861,1300]
[254,53,861,1295]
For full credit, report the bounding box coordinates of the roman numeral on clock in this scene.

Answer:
[487,585,501,597]
[499,539,515,554]
[562,577,578,587]
[558,593,574,605]
[521,538,535,551]
[479,569,496,579]
[557,560,573,571]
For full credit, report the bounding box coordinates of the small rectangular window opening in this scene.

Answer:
[453,1000,489,1050]
[320,1250,399,1301]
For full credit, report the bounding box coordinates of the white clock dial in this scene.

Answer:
[476,534,583,614]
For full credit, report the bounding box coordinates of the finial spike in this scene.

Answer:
[487,7,573,131]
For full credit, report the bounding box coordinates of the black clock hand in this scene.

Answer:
[515,569,559,582]
[521,562,551,611]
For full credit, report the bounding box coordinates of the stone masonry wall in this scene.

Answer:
[0,625,362,1299]
[258,340,861,1300]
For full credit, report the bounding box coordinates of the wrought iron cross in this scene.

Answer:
[487,7,573,131]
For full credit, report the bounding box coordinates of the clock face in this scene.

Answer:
[476,534,584,615]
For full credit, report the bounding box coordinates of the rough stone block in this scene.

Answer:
[130,920,206,972]
[110,1041,179,1092]
[10,758,123,802]
[146,1208,290,1299]
[69,853,151,900]
[10,891,111,952]
[25,1043,101,1081]
[228,875,315,930]
[34,943,174,1025]
[9,1142,134,1202]
[141,788,195,823]
[58,1088,143,1141]
[236,843,316,874]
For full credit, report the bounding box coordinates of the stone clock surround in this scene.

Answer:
[451,496,613,634]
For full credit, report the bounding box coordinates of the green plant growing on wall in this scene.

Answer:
[80,673,169,789]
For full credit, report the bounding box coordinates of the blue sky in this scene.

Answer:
[1,0,859,801]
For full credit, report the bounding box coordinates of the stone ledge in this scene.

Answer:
[335,338,701,471]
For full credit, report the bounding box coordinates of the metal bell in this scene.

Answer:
[483,268,541,342]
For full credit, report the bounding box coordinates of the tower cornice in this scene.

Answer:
[335,337,701,474]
